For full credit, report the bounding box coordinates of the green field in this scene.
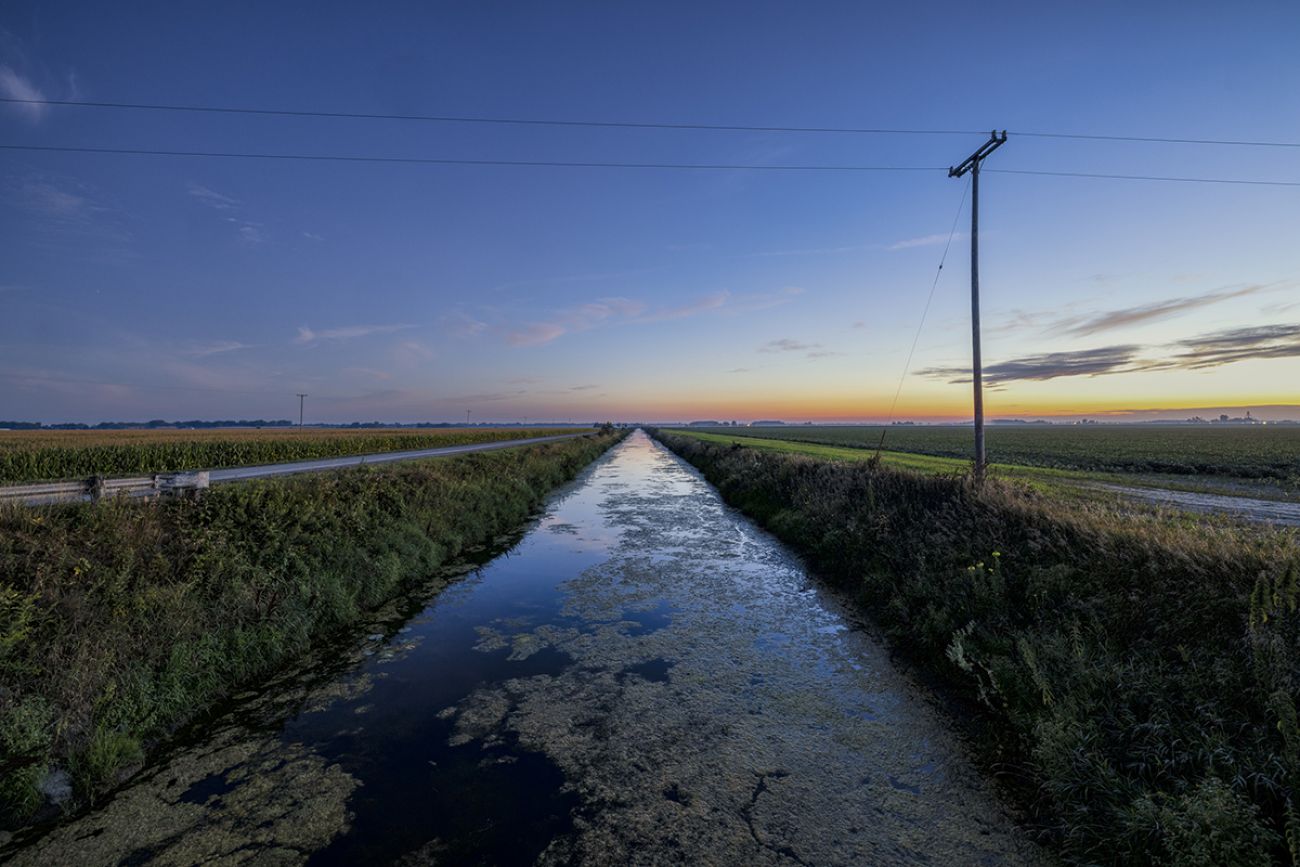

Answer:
[0,427,575,484]
[687,424,1300,487]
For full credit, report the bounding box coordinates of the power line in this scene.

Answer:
[984,168,1300,187]
[5,96,1300,149]
[5,143,1298,186]
[1013,130,1300,149]
[0,96,982,137]
[0,144,942,172]
[876,177,970,456]
[0,371,288,396]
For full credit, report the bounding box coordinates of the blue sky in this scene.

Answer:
[2,1,1298,423]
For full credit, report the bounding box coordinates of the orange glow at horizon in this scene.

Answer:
[550,384,1300,422]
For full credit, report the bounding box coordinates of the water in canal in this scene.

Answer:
[5,431,1042,865]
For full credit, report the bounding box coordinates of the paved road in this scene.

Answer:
[1090,482,1300,528]
[206,432,588,482]
[2,433,589,506]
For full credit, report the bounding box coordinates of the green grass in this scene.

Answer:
[0,426,576,484]
[0,431,621,827]
[668,429,1122,498]
[687,424,1300,491]
[670,428,1300,503]
[653,429,1300,866]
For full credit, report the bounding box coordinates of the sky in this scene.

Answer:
[2,1,1298,424]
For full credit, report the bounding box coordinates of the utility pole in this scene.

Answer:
[466,409,472,426]
[948,130,1007,479]
[296,393,308,427]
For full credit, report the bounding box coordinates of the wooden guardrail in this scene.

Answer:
[0,471,210,506]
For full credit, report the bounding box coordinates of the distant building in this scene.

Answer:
[1209,411,1261,425]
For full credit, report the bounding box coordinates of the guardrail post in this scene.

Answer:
[89,475,106,502]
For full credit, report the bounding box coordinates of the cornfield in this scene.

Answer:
[0,427,575,483]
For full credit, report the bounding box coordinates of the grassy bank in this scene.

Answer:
[653,429,1299,865]
[0,426,575,483]
[0,432,620,826]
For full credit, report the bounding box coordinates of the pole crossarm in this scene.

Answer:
[949,131,1008,178]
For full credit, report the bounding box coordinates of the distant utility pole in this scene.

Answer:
[296,393,308,426]
[948,130,1007,479]
[466,409,472,426]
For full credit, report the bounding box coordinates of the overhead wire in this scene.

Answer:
[0,96,983,136]
[874,177,971,458]
[1011,130,1300,149]
[5,96,1300,148]
[0,143,943,172]
[984,168,1300,187]
[2,144,1298,186]
[0,371,294,397]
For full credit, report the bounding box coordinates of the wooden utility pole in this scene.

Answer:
[296,393,308,426]
[948,131,1007,479]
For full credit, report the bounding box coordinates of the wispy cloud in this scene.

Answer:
[920,321,1300,385]
[506,296,658,346]
[499,286,799,348]
[232,221,266,245]
[508,322,570,348]
[187,182,267,243]
[1168,324,1300,368]
[0,65,45,122]
[757,338,837,360]
[633,292,724,323]
[888,232,965,251]
[393,339,435,363]
[301,231,325,242]
[13,174,134,259]
[723,286,805,316]
[1262,300,1300,316]
[569,384,599,391]
[186,340,251,358]
[919,345,1145,385]
[1057,283,1269,336]
[296,323,415,344]
[751,242,872,258]
[443,311,489,338]
[187,183,240,210]
[344,367,393,382]
[760,338,820,353]
[20,180,90,218]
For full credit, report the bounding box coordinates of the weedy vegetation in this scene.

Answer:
[0,432,620,827]
[654,428,1300,866]
[0,426,575,484]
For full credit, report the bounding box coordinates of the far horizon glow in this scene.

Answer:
[2,3,1298,425]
